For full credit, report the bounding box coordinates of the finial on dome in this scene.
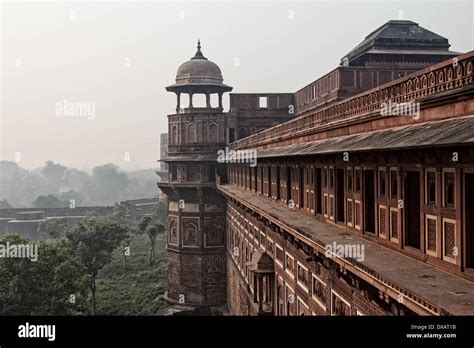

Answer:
[191,38,207,60]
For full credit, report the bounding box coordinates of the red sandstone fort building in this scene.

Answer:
[158,20,474,315]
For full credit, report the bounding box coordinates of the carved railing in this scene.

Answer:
[230,51,474,150]
[294,67,340,113]
[167,143,224,154]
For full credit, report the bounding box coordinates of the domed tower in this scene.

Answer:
[159,40,232,307]
[166,40,232,113]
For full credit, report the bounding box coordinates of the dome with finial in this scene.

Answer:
[167,40,232,93]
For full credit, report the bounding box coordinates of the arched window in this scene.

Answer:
[209,123,218,143]
[443,171,455,207]
[172,125,178,144]
[187,123,195,143]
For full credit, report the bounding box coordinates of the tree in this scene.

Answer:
[105,203,135,270]
[109,202,129,225]
[120,225,141,270]
[137,216,165,266]
[32,194,64,208]
[146,223,165,266]
[42,160,67,182]
[0,234,89,315]
[58,190,85,207]
[63,168,89,191]
[38,218,69,239]
[66,217,128,315]
[146,225,158,266]
[13,174,49,208]
[138,216,152,234]
[82,164,129,205]
[41,161,67,190]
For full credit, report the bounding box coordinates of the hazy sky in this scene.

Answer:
[1,0,473,171]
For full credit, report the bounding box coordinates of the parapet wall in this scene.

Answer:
[0,206,114,219]
[0,198,159,239]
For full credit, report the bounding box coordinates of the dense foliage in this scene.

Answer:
[0,235,89,315]
[0,203,169,315]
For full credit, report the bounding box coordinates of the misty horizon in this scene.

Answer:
[1,159,157,173]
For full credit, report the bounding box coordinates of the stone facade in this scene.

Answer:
[160,21,474,315]
[221,50,474,315]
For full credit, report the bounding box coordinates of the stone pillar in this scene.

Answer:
[270,275,275,313]
[218,93,223,109]
[189,93,193,108]
[206,93,210,108]
[253,273,258,303]
[258,275,263,312]
[176,93,181,112]
[265,276,270,302]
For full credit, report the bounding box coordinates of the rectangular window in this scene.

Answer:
[285,253,295,278]
[286,285,295,315]
[442,218,456,263]
[275,245,284,266]
[347,168,353,192]
[329,195,335,220]
[379,205,387,237]
[425,214,437,256]
[379,169,386,197]
[390,207,399,242]
[355,168,361,193]
[331,290,351,316]
[297,262,309,291]
[347,199,353,227]
[312,275,327,310]
[355,200,361,230]
[259,96,268,108]
[171,165,177,181]
[425,169,437,204]
[390,169,398,198]
[297,298,309,315]
[324,193,329,217]
[267,237,274,256]
[443,170,455,208]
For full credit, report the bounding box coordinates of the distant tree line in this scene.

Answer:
[0,160,159,208]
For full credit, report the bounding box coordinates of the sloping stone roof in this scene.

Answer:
[343,20,452,64]
[254,115,474,158]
